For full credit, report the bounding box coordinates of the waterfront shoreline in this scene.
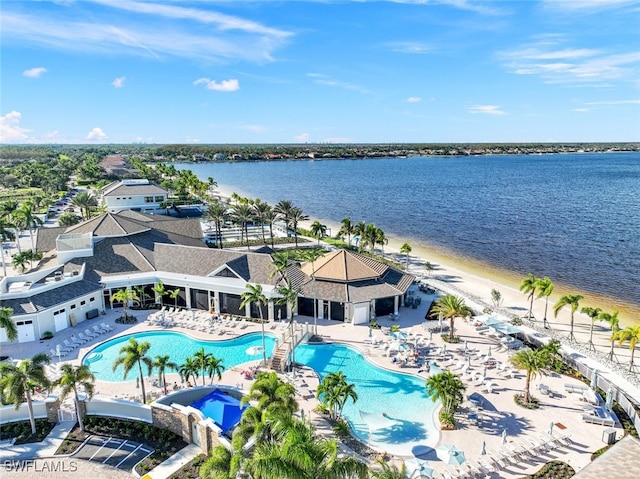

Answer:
[213,182,639,329]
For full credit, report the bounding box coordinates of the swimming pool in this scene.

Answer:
[295,343,440,456]
[84,331,276,382]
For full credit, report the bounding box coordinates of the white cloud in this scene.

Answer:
[112,76,126,88]
[386,42,433,54]
[23,67,47,78]
[499,38,640,86]
[2,5,291,63]
[0,111,31,143]
[584,99,640,105]
[541,0,636,11]
[406,97,422,103]
[295,133,310,142]
[194,78,240,92]
[306,73,369,94]
[86,127,108,141]
[468,105,507,115]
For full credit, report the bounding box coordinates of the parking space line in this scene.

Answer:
[116,443,143,468]
[102,439,127,464]
[88,436,112,461]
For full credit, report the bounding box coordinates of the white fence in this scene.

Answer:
[0,401,48,424]
[85,398,152,423]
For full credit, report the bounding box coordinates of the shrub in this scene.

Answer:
[439,411,456,429]
[41,331,54,340]
[514,393,540,409]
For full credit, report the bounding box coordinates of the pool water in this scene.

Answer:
[84,331,276,382]
[190,389,247,434]
[295,343,440,456]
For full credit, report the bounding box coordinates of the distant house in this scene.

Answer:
[101,179,168,214]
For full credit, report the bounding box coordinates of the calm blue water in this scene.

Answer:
[179,153,640,309]
[295,342,439,455]
[84,331,276,382]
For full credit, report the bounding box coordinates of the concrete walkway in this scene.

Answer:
[144,444,201,479]
[0,420,75,460]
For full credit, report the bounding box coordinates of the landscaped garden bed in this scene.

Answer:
[0,419,56,444]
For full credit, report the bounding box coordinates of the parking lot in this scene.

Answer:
[72,435,153,472]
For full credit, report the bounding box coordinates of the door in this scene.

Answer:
[16,320,36,343]
[54,313,68,332]
[191,419,200,446]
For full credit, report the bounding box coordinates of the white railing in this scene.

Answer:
[85,397,153,423]
[0,401,48,424]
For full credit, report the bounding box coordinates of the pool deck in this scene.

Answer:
[2,297,639,479]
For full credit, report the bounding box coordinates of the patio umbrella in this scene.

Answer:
[482,365,487,378]
[501,428,508,445]
[605,387,614,411]
[590,369,598,390]
[548,421,555,436]
[464,340,468,352]
[55,344,62,363]
[429,331,433,342]
[436,445,466,465]
[487,346,492,358]
[480,440,486,456]
[405,458,434,479]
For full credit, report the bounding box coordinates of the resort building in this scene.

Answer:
[100,178,168,214]
[0,211,413,345]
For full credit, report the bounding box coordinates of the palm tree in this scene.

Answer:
[111,338,153,403]
[253,199,271,244]
[245,415,368,479]
[53,364,95,431]
[431,294,471,342]
[400,242,412,270]
[511,348,548,404]
[270,250,293,281]
[153,282,167,306]
[371,459,407,479]
[519,273,539,321]
[581,306,603,351]
[264,207,279,249]
[200,444,234,479]
[425,261,434,278]
[535,276,554,329]
[205,355,225,385]
[553,294,584,342]
[310,220,327,245]
[316,371,358,421]
[275,280,300,321]
[153,354,178,394]
[11,251,29,273]
[0,353,51,434]
[133,285,149,308]
[600,310,621,362]
[363,223,378,253]
[72,191,98,220]
[289,207,309,248]
[205,200,229,249]
[193,347,213,387]
[353,221,366,252]
[274,200,295,238]
[240,283,269,365]
[300,248,326,335]
[179,357,200,385]
[111,288,139,320]
[169,287,181,309]
[425,370,465,416]
[339,217,354,246]
[14,201,43,250]
[613,325,640,371]
[375,227,388,255]
[243,371,298,414]
[0,306,17,341]
[231,202,254,249]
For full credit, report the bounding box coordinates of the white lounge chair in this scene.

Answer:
[100,322,114,332]
[63,339,78,350]
[70,334,87,345]
[83,328,100,339]
[93,325,106,335]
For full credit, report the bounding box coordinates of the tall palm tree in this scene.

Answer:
[231,202,254,249]
[240,283,269,365]
[310,220,327,245]
[270,250,293,281]
[338,217,354,247]
[0,306,17,341]
[205,355,225,385]
[519,273,539,321]
[353,221,366,252]
[553,294,584,342]
[316,371,358,421]
[112,338,153,403]
[535,276,554,329]
[613,325,640,371]
[600,310,621,362]
[169,288,181,309]
[111,288,139,319]
[289,207,309,248]
[205,200,229,249]
[431,294,471,342]
[0,353,51,434]
[425,371,465,416]
[200,444,234,479]
[363,223,378,253]
[179,357,200,385]
[375,227,388,255]
[274,200,295,238]
[72,191,98,220]
[276,280,300,321]
[53,364,95,431]
[400,242,412,270]
[581,306,603,352]
[371,459,407,479]
[153,282,167,306]
[153,354,178,394]
[252,199,271,245]
[14,201,43,250]
[264,207,279,249]
[193,347,213,386]
[245,415,368,479]
[511,348,548,404]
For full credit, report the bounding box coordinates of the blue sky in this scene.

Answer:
[1,0,639,144]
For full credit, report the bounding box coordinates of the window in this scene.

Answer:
[90,297,95,302]
[144,196,154,203]
[155,196,164,202]
[70,304,76,309]
[80,300,86,306]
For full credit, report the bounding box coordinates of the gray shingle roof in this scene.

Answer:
[102,182,167,197]
[1,280,103,315]
[65,213,151,237]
